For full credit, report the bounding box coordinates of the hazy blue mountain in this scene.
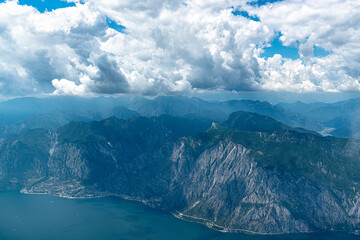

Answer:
[129,95,227,121]
[325,112,360,139]
[0,95,323,134]
[0,111,103,137]
[277,98,360,138]
[307,98,360,122]
[0,95,145,126]
[101,106,140,120]
[1,95,357,139]
[277,98,360,122]
[128,96,322,132]
[0,96,145,138]
[276,101,329,115]
[1,113,360,234]
[0,106,141,139]
[219,100,322,131]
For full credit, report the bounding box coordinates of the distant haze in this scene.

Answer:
[192,91,360,104]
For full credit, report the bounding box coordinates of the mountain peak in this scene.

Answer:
[222,111,290,133]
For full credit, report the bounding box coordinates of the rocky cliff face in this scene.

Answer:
[169,140,358,234]
[1,114,360,234]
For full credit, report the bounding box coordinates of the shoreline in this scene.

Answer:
[18,188,359,237]
[172,211,321,236]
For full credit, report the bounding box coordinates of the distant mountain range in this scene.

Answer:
[277,98,360,138]
[0,95,339,139]
[1,109,360,234]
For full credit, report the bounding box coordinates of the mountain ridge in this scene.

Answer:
[0,95,325,140]
[1,112,360,234]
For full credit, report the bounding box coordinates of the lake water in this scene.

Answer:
[0,192,358,240]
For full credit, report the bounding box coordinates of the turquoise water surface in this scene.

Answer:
[0,192,358,240]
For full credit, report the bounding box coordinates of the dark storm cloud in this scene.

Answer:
[89,54,130,94]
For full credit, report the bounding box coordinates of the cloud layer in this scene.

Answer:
[0,0,359,96]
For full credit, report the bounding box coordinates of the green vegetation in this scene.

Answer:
[222,111,290,133]
[57,115,212,143]
[190,111,360,191]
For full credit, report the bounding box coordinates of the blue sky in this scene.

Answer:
[1,0,330,60]
[106,18,126,33]
[5,0,286,13]
[232,9,260,22]
[231,9,330,60]
[0,0,126,33]
[7,0,327,60]
[249,0,284,6]
[260,35,330,59]
[1,0,76,12]
[261,36,299,59]
[0,0,359,97]
[232,10,300,59]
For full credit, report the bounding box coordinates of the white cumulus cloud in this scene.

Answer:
[0,0,359,97]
